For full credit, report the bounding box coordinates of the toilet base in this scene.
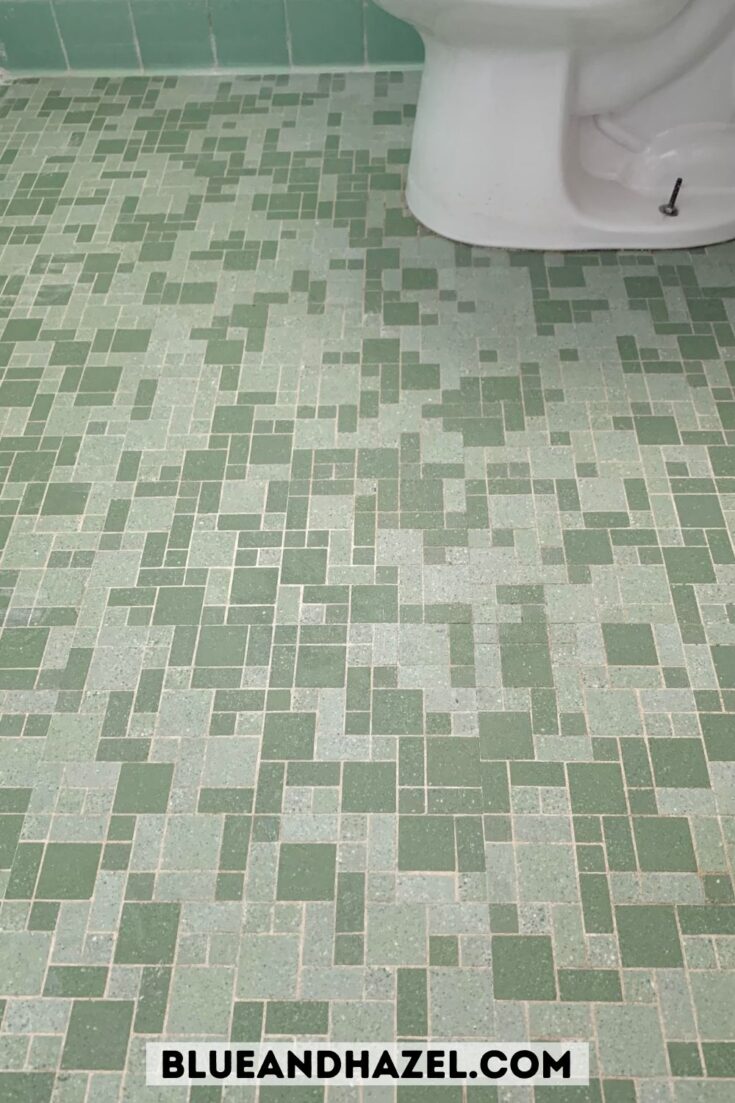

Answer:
[406,39,735,251]
[406,174,735,251]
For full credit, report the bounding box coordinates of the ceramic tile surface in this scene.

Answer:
[0,72,734,1103]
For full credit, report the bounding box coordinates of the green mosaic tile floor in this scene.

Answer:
[0,70,734,1103]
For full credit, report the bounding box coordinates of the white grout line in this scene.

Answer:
[4,63,424,81]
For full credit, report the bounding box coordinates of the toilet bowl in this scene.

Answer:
[375,0,735,248]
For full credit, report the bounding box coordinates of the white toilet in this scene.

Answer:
[374,0,735,248]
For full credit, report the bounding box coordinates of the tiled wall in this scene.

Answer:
[0,0,423,72]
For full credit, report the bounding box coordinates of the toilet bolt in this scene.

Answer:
[659,178,683,217]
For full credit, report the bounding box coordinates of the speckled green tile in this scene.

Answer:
[0,70,734,1102]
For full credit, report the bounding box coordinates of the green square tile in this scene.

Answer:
[634,416,681,444]
[231,1001,264,1042]
[9,452,55,483]
[114,902,180,964]
[342,762,396,812]
[0,628,49,670]
[3,318,43,341]
[61,1000,133,1070]
[153,586,205,625]
[36,843,101,899]
[568,763,627,814]
[703,873,735,903]
[429,935,459,966]
[41,483,90,515]
[397,361,437,392]
[479,712,534,759]
[262,713,315,759]
[281,549,328,585]
[0,1072,54,1102]
[663,547,715,584]
[351,584,398,623]
[535,300,572,325]
[616,905,683,966]
[678,335,719,359]
[603,623,658,666]
[249,435,293,465]
[295,646,346,687]
[500,644,553,687]
[357,446,399,476]
[675,495,726,529]
[0,379,40,406]
[182,449,227,481]
[426,738,480,786]
[398,816,455,871]
[633,816,697,872]
[276,843,336,900]
[488,904,518,932]
[213,405,254,434]
[113,763,174,813]
[563,530,613,565]
[491,935,557,1000]
[709,446,735,476]
[649,738,710,788]
[28,902,60,932]
[195,626,247,667]
[667,1042,703,1078]
[625,276,663,298]
[230,568,279,604]
[372,690,423,734]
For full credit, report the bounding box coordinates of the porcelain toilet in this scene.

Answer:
[374,0,735,248]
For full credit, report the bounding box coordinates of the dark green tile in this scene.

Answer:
[276,843,336,900]
[114,903,180,964]
[616,905,683,966]
[61,1000,134,1070]
[633,817,697,872]
[398,816,455,871]
[491,935,556,1000]
[342,762,396,812]
[36,843,101,899]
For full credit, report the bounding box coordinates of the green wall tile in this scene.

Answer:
[131,0,213,68]
[364,1,423,63]
[54,0,139,69]
[211,0,289,66]
[286,0,364,65]
[0,3,66,69]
